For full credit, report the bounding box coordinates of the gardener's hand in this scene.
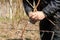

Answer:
[29,11,46,20]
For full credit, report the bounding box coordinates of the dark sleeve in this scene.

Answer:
[42,0,60,17]
[23,0,32,16]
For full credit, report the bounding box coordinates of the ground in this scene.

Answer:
[0,1,41,40]
[0,16,41,40]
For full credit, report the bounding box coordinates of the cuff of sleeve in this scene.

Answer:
[42,7,55,17]
[42,5,57,17]
[42,8,50,17]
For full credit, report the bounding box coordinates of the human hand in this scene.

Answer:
[29,11,46,20]
[28,12,37,24]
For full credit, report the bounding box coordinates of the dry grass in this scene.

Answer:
[0,0,40,40]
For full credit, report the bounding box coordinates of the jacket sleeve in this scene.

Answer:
[23,0,32,16]
[42,0,60,17]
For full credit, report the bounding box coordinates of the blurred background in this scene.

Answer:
[0,0,40,40]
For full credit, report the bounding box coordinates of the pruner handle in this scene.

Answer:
[29,19,37,24]
[29,8,37,24]
[33,7,37,12]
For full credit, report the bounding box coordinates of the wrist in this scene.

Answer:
[42,11,47,18]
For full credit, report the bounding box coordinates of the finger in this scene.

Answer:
[34,17,38,20]
[29,12,32,17]
[32,14,37,19]
[29,13,36,18]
